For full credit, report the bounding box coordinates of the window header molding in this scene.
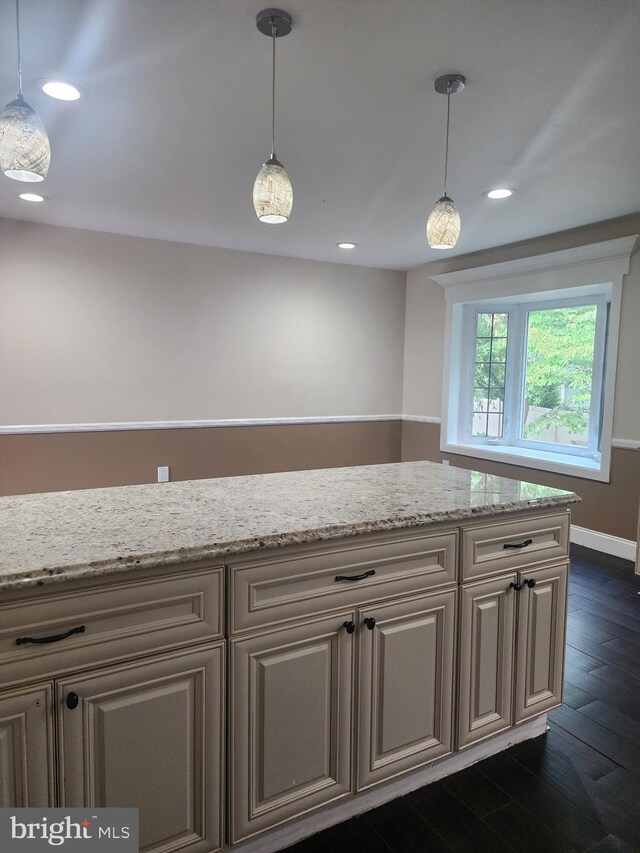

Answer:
[432,235,638,304]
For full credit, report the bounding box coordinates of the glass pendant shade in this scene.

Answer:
[253,156,293,224]
[0,94,50,182]
[426,194,461,249]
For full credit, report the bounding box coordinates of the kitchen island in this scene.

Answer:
[0,461,579,852]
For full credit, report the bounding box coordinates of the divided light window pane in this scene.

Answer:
[522,305,597,448]
[472,312,508,438]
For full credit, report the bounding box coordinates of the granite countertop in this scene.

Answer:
[0,461,579,592]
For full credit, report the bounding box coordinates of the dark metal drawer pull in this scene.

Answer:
[16,625,85,646]
[503,538,533,550]
[335,569,376,582]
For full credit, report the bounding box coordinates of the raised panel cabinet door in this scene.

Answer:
[357,589,456,791]
[0,684,55,807]
[515,562,568,723]
[230,612,354,844]
[458,574,517,749]
[57,644,224,853]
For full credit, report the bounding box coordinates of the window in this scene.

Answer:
[436,236,636,482]
[471,312,508,439]
[521,303,600,450]
[460,296,606,459]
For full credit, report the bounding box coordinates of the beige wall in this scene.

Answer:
[0,219,406,426]
[402,268,446,421]
[0,421,402,496]
[1,212,638,548]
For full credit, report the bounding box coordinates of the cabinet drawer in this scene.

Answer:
[229,531,457,634]
[461,512,569,581]
[0,566,223,685]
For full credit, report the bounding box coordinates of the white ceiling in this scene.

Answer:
[0,0,638,270]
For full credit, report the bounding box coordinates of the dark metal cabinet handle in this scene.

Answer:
[510,581,522,591]
[503,538,533,550]
[343,621,356,634]
[65,692,79,710]
[16,625,85,646]
[364,617,376,630]
[335,569,375,583]
[523,578,537,588]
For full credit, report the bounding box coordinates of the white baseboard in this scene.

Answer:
[570,524,637,562]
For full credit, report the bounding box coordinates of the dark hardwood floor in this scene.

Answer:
[287,544,640,853]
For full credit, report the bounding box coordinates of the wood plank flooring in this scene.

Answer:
[286,545,640,853]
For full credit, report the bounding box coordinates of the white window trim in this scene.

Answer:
[435,236,638,482]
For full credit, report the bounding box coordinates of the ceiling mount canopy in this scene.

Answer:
[255,8,292,38]
[426,73,465,250]
[252,8,294,225]
[0,0,51,182]
[434,73,465,96]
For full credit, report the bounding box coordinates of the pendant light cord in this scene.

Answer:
[15,0,23,95]
[443,83,452,195]
[271,19,277,158]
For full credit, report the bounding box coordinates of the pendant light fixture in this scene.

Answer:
[0,0,50,182]
[253,8,293,224]
[426,73,465,250]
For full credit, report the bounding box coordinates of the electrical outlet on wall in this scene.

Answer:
[157,466,170,483]
[442,459,450,466]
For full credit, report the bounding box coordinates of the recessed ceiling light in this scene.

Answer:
[485,188,514,199]
[19,192,47,202]
[336,242,357,249]
[41,80,82,101]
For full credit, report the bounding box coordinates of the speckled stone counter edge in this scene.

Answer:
[1,493,579,593]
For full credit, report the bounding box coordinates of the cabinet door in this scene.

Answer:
[357,589,456,790]
[458,574,517,748]
[230,613,353,844]
[0,684,55,807]
[515,562,568,723]
[57,644,224,853]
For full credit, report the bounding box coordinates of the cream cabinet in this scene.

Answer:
[0,684,55,808]
[458,573,517,747]
[228,530,457,635]
[228,516,571,845]
[0,565,223,688]
[458,561,568,748]
[0,506,572,851]
[229,612,354,843]
[356,589,456,790]
[461,512,569,581]
[0,563,225,853]
[514,562,568,723]
[229,586,457,844]
[58,644,224,853]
